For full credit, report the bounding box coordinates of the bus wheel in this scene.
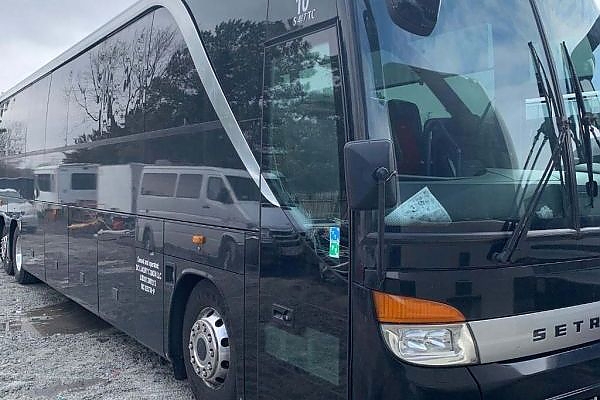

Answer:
[2,233,13,275]
[12,232,36,284]
[183,282,235,400]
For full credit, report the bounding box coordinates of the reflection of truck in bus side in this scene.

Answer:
[136,166,304,265]
[97,164,143,214]
[34,164,98,208]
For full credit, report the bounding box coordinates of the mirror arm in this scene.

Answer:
[374,167,392,286]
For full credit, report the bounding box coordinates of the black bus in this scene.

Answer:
[3,0,600,398]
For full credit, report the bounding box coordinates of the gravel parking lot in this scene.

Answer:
[0,270,194,400]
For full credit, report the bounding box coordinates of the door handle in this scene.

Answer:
[272,304,293,325]
[202,206,210,209]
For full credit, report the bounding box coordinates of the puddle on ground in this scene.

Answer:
[1,301,110,336]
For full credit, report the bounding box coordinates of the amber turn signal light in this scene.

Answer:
[373,291,465,324]
[192,235,206,245]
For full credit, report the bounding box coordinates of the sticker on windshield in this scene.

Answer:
[385,187,452,226]
[329,226,340,259]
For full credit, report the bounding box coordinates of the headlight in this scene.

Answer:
[380,323,478,366]
[373,291,479,366]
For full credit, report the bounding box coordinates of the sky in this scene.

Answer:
[0,0,138,94]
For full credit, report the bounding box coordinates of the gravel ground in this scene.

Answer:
[0,270,194,400]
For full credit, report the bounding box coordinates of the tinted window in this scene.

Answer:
[46,67,72,150]
[71,173,97,190]
[37,174,53,192]
[144,8,217,131]
[0,77,50,156]
[141,173,177,196]
[1,7,260,229]
[184,0,266,121]
[176,174,203,198]
[65,13,151,147]
[264,28,346,221]
[26,77,51,153]
[0,96,24,157]
[207,177,231,203]
[174,3,268,157]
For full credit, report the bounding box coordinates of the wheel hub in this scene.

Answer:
[188,307,230,389]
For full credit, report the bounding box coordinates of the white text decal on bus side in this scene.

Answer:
[293,0,317,26]
[136,256,162,296]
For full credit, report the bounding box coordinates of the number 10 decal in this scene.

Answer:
[293,0,316,26]
[296,0,310,15]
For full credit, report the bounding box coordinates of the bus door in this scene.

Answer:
[259,24,349,399]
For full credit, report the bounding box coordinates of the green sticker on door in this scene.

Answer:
[329,227,340,258]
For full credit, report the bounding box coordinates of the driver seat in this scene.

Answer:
[387,100,424,175]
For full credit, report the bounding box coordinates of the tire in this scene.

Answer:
[183,282,236,400]
[12,232,36,284]
[2,232,13,275]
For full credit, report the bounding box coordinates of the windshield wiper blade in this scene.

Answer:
[561,41,599,207]
[529,42,557,118]
[494,43,568,264]
[509,43,557,215]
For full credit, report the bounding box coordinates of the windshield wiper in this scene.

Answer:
[494,43,569,263]
[510,43,557,215]
[561,41,599,207]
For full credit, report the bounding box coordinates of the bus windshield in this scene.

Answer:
[356,0,572,231]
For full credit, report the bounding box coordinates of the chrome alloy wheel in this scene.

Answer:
[188,307,230,389]
[15,237,22,272]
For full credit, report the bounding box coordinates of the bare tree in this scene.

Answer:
[71,24,177,144]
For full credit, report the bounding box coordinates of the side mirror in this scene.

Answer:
[344,139,398,210]
[386,0,441,37]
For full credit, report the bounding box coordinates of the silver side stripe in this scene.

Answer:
[469,300,600,363]
[0,0,280,207]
